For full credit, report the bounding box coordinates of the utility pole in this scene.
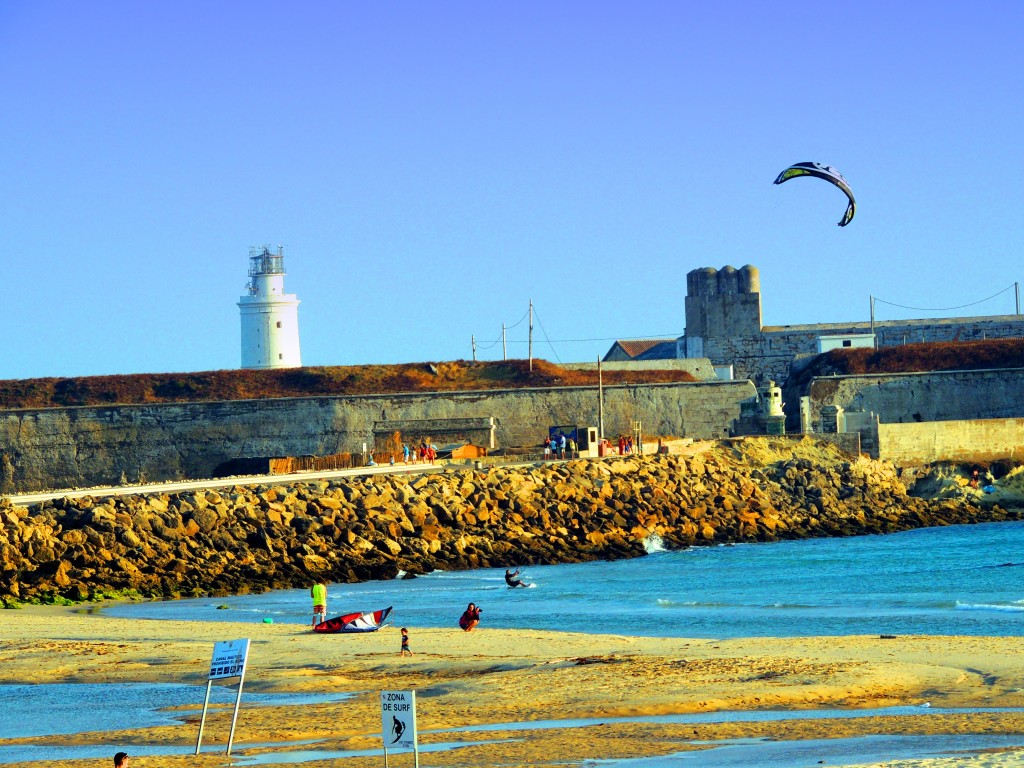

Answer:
[597,355,605,441]
[471,335,477,362]
[869,295,876,347]
[528,300,534,371]
[502,323,507,360]
[1016,282,1021,315]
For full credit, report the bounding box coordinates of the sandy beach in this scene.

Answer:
[0,605,1022,768]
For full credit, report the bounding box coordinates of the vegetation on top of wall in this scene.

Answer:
[794,338,1024,386]
[0,360,696,410]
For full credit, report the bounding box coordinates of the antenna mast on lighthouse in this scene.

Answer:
[237,245,302,369]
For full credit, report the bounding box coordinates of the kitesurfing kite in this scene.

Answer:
[773,162,856,227]
[314,606,392,633]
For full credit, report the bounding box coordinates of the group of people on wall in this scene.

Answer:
[368,441,438,466]
[543,432,637,459]
[403,442,437,463]
[543,434,576,459]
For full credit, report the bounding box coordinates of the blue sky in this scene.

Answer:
[1,1,1022,378]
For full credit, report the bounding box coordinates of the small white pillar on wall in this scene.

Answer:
[238,245,301,369]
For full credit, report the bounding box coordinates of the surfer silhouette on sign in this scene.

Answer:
[391,715,405,743]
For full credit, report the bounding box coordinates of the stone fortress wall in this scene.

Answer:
[806,368,1024,428]
[681,265,1024,385]
[4,264,1022,496]
[874,418,1024,465]
[804,368,1024,462]
[676,266,1024,464]
[0,380,756,495]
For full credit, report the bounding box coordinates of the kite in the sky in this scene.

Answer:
[773,162,856,227]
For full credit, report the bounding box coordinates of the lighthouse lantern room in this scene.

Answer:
[238,245,301,369]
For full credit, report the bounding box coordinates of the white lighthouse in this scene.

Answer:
[238,245,302,369]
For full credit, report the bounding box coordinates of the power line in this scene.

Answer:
[472,302,684,361]
[475,331,684,345]
[531,307,562,363]
[473,336,502,351]
[874,284,1016,312]
[503,306,531,330]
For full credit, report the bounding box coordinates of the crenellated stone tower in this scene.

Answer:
[683,265,762,359]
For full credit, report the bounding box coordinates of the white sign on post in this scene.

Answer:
[196,639,250,756]
[380,690,417,752]
[209,639,249,679]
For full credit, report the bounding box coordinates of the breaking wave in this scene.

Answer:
[643,534,665,553]
[955,600,1024,613]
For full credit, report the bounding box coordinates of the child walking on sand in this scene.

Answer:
[399,627,413,656]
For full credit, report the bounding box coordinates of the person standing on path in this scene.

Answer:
[114,753,129,768]
[311,580,327,628]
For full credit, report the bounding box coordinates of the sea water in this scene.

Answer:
[106,520,1024,638]
[10,520,1024,766]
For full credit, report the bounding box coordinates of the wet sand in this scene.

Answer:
[1,605,1024,767]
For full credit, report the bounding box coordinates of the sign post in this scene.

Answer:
[380,690,418,768]
[195,638,250,756]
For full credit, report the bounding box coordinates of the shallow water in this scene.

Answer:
[27,732,1017,768]
[434,705,1012,732]
[0,683,348,739]
[232,738,513,766]
[3,700,1019,766]
[107,520,1024,638]
[587,734,1024,768]
[0,743,285,764]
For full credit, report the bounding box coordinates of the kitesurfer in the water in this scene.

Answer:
[505,568,527,588]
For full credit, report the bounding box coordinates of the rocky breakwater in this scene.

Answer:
[0,438,1020,604]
